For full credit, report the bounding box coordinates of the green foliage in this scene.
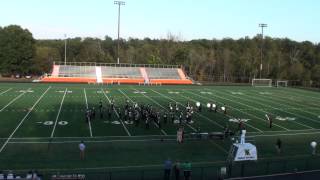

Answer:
[0,25,35,75]
[0,25,320,86]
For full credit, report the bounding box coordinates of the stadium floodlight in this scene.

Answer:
[64,34,67,65]
[196,102,200,107]
[258,23,268,79]
[114,1,125,64]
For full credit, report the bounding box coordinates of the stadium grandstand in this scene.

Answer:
[40,62,193,85]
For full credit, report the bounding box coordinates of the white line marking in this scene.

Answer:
[0,86,51,153]
[102,88,131,136]
[83,88,93,137]
[204,88,289,131]
[267,90,320,108]
[249,92,317,128]
[151,89,224,129]
[147,90,197,132]
[181,90,263,133]
[208,140,228,154]
[50,88,68,138]
[285,88,320,101]
[224,91,314,129]
[8,138,179,144]
[119,89,167,135]
[0,89,28,112]
[247,131,320,138]
[130,88,170,135]
[0,160,227,172]
[227,169,320,180]
[0,88,12,96]
[252,89,320,121]
[1,128,319,141]
[145,89,206,132]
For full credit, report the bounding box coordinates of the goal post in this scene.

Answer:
[251,79,272,87]
[276,80,288,87]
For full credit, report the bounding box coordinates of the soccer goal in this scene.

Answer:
[276,80,288,87]
[251,79,272,87]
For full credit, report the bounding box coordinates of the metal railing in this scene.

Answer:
[4,155,320,180]
[53,61,180,69]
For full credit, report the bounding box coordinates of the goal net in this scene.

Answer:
[252,79,272,87]
[276,80,288,87]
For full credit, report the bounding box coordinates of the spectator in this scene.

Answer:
[164,158,172,180]
[26,171,33,179]
[6,171,14,180]
[173,160,181,180]
[79,141,86,160]
[0,171,4,180]
[276,138,282,154]
[183,161,191,180]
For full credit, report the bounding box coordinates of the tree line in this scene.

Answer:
[0,25,319,86]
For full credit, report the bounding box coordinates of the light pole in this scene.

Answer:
[64,34,67,65]
[114,1,125,64]
[259,23,267,78]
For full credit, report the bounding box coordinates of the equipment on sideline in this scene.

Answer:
[228,130,258,162]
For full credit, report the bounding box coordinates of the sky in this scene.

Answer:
[0,0,319,42]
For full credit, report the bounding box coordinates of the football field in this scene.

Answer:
[0,82,319,176]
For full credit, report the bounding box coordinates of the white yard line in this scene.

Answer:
[2,128,318,141]
[0,88,12,96]
[223,91,314,129]
[132,88,181,134]
[50,88,68,138]
[264,90,320,108]
[285,88,320,101]
[203,88,290,131]
[242,92,317,128]
[0,134,177,140]
[0,86,51,153]
[186,90,266,132]
[83,88,93,137]
[151,89,225,130]
[119,89,168,135]
[252,89,320,118]
[0,90,28,112]
[141,89,197,132]
[101,88,131,136]
[179,91,263,133]
[6,130,320,144]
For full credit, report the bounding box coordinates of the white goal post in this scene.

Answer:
[276,80,288,87]
[251,79,272,87]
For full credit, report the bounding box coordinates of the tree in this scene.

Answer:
[1,24,320,86]
[0,25,36,75]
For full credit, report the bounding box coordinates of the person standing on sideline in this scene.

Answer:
[276,138,282,154]
[183,161,192,180]
[173,160,181,180]
[164,158,172,180]
[79,141,86,160]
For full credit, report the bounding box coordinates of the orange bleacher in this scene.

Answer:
[41,62,193,85]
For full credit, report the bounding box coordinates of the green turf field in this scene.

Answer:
[0,83,319,177]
